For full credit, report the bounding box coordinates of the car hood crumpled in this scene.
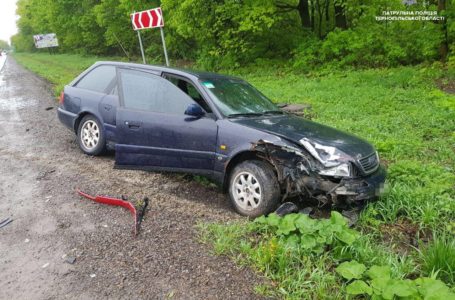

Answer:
[230,115,375,159]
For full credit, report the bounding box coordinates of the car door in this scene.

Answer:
[115,68,218,173]
[98,81,119,144]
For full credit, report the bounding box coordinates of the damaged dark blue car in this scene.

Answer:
[58,62,386,217]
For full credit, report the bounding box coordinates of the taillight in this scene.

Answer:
[59,91,64,104]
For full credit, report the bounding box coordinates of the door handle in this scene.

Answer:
[125,121,141,129]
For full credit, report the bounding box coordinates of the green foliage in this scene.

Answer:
[346,280,373,295]
[12,0,454,67]
[369,161,455,227]
[336,261,455,299]
[162,0,300,69]
[366,265,391,280]
[0,40,10,50]
[292,0,453,70]
[254,211,359,253]
[336,260,367,280]
[13,52,128,95]
[201,212,358,298]
[421,236,455,285]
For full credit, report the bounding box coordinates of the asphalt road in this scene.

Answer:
[0,55,6,71]
[0,57,264,299]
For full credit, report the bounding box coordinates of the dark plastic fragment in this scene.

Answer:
[275,202,299,216]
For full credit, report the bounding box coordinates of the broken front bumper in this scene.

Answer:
[251,140,386,207]
[333,165,386,202]
[294,165,386,207]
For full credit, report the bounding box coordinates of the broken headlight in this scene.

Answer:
[299,138,352,177]
[318,163,351,177]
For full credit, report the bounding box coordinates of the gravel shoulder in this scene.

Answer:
[0,57,264,300]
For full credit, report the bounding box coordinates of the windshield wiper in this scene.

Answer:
[227,112,263,118]
[262,110,284,115]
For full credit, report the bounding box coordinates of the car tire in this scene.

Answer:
[229,160,281,218]
[77,114,106,156]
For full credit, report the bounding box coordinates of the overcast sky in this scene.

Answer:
[0,0,18,44]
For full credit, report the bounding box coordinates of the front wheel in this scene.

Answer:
[228,160,281,218]
[77,115,106,156]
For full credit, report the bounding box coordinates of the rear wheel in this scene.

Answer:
[77,115,106,156]
[229,160,281,217]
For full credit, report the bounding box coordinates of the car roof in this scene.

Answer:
[93,61,242,81]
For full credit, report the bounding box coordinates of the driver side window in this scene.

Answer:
[163,74,212,113]
[119,69,195,115]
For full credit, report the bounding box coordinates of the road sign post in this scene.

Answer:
[131,7,169,66]
[137,30,146,64]
[159,27,169,67]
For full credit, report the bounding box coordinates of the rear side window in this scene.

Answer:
[76,65,116,93]
[119,69,195,114]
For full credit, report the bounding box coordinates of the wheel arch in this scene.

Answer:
[74,110,103,134]
[223,150,278,192]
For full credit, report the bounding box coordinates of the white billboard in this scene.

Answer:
[33,33,59,49]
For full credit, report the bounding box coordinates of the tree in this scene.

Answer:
[334,0,347,29]
[162,0,299,68]
[0,40,10,50]
[438,0,449,61]
[276,0,311,28]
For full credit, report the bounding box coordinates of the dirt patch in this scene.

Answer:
[379,219,432,255]
[0,57,265,299]
[436,78,455,94]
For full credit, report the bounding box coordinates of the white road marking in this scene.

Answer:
[0,55,6,72]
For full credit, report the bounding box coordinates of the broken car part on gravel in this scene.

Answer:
[76,190,149,236]
[0,218,13,229]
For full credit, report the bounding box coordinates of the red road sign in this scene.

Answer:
[131,7,164,30]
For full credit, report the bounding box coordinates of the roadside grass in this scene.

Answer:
[13,52,455,298]
[13,52,129,96]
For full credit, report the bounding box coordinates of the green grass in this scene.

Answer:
[13,52,131,96]
[420,235,455,285]
[13,52,455,298]
[241,67,455,230]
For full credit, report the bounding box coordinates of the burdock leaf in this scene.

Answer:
[336,260,366,280]
[366,265,391,280]
[346,280,372,295]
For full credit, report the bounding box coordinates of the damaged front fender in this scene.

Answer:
[251,140,386,208]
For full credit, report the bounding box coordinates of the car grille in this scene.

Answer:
[351,163,362,177]
[358,152,379,174]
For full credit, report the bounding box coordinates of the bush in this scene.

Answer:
[293,22,442,70]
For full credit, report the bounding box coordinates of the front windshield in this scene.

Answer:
[199,78,280,117]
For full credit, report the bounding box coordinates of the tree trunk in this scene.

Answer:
[317,0,323,38]
[325,0,330,22]
[438,0,448,61]
[310,0,315,31]
[334,1,347,29]
[297,0,312,28]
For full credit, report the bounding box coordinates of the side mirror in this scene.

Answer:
[184,103,205,117]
